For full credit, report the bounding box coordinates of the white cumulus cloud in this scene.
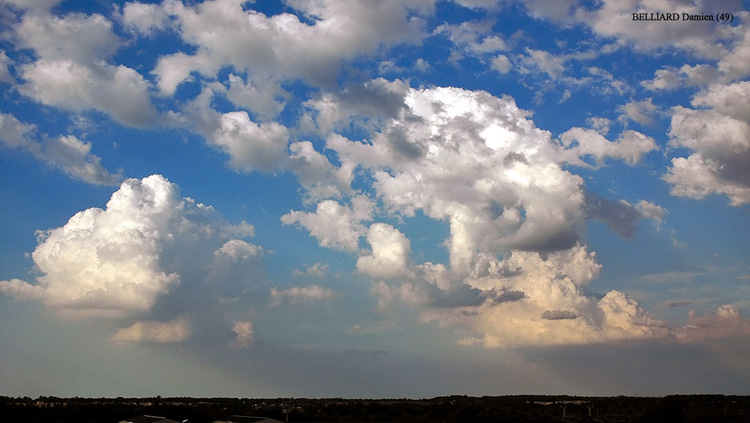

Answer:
[214,239,263,261]
[281,197,373,252]
[559,128,657,166]
[618,98,661,126]
[664,81,750,205]
[112,318,192,343]
[491,54,512,74]
[357,223,412,279]
[229,320,254,349]
[676,305,750,342]
[0,112,121,185]
[0,175,248,319]
[13,10,158,127]
[288,140,354,201]
[213,111,290,172]
[121,1,173,36]
[149,0,435,95]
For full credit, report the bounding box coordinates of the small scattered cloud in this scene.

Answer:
[357,223,412,279]
[270,284,340,305]
[677,305,750,342]
[229,321,254,349]
[281,197,373,252]
[437,19,508,56]
[520,48,566,80]
[642,65,722,91]
[214,240,263,261]
[292,263,330,278]
[635,200,667,229]
[559,128,657,167]
[491,54,512,74]
[618,98,662,127]
[414,58,431,72]
[112,318,191,343]
[642,69,682,91]
[0,113,121,185]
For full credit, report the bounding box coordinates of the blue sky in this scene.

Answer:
[1,0,749,398]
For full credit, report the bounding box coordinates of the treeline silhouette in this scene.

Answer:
[2,394,748,422]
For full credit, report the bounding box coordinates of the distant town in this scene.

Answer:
[2,394,749,422]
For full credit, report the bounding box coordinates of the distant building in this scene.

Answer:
[212,416,283,423]
[119,415,182,423]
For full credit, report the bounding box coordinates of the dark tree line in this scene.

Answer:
[2,394,748,423]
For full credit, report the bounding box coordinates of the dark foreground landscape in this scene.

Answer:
[3,395,750,423]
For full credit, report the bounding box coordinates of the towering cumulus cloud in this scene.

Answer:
[0,175,257,325]
[294,82,665,346]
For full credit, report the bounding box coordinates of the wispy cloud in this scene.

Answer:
[270,284,340,305]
